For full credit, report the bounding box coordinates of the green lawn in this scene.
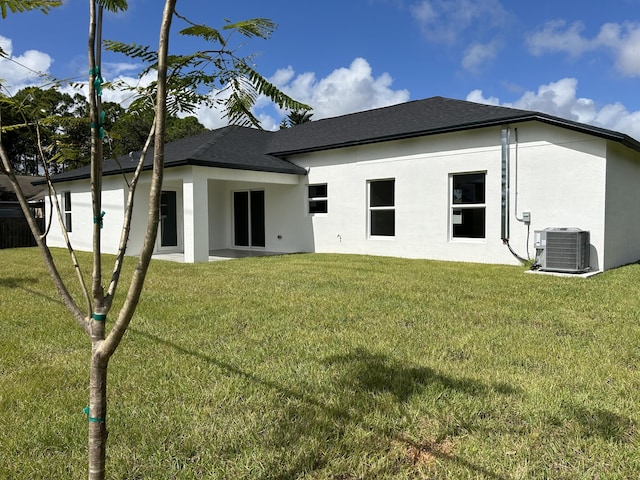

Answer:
[1,247,639,479]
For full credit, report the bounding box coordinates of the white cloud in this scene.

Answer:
[94,57,410,131]
[192,103,227,130]
[0,35,53,94]
[268,57,410,123]
[461,41,500,73]
[410,0,509,44]
[612,25,640,76]
[409,0,509,72]
[103,62,141,78]
[466,89,500,106]
[102,71,156,105]
[467,78,640,141]
[526,20,592,57]
[1,41,407,132]
[0,35,11,55]
[526,21,640,77]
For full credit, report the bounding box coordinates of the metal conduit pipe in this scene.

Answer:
[501,126,510,240]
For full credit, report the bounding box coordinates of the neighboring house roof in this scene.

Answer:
[0,174,46,201]
[43,126,307,183]
[43,96,640,184]
[268,96,640,155]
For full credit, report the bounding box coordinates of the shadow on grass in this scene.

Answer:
[0,276,64,305]
[0,276,38,288]
[323,348,520,403]
[130,329,520,479]
[562,404,635,442]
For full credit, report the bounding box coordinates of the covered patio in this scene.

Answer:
[151,248,285,263]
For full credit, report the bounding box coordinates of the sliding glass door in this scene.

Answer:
[233,190,265,248]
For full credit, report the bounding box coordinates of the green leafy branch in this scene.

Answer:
[0,0,61,19]
[104,13,311,128]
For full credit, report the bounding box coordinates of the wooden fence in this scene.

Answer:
[0,202,45,249]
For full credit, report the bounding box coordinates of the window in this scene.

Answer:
[62,191,72,232]
[308,183,328,214]
[451,173,485,239]
[369,179,395,237]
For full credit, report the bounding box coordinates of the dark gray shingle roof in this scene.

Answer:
[0,174,46,200]
[46,126,307,183]
[267,96,640,155]
[45,96,640,184]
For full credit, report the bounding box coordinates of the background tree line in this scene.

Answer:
[0,85,207,175]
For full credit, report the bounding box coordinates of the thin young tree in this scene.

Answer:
[0,1,309,478]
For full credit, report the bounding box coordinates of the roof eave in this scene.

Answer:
[271,113,640,157]
[183,159,307,175]
[269,114,534,156]
[41,157,306,184]
[530,114,640,153]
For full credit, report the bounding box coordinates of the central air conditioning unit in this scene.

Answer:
[534,228,590,273]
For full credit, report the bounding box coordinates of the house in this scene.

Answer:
[41,96,640,272]
[0,174,46,249]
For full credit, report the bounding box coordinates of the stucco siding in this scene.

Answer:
[45,177,127,255]
[505,122,607,271]
[43,117,637,271]
[208,179,311,253]
[292,123,608,269]
[294,128,512,264]
[126,181,152,256]
[604,142,640,269]
[207,179,228,251]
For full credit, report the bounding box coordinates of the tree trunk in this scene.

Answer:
[83,2,176,478]
[87,344,108,480]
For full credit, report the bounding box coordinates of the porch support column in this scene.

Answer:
[183,171,209,263]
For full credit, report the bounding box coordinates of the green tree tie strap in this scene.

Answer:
[90,124,105,139]
[83,406,105,423]
[90,108,106,139]
[92,313,107,322]
[93,211,105,228]
[90,66,103,96]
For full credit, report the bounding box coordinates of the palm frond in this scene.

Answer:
[1,122,30,133]
[243,64,311,113]
[178,25,225,46]
[0,0,61,19]
[223,89,260,128]
[104,40,157,63]
[97,0,127,13]
[223,18,276,39]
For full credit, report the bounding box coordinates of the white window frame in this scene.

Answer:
[450,172,486,240]
[62,191,72,232]
[368,178,395,238]
[308,183,328,215]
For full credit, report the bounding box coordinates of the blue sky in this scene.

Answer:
[2,0,640,138]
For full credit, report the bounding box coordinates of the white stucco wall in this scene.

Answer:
[168,166,307,259]
[505,123,607,271]
[45,166,308,261]
[291,122,609,269]
[207,178,311,253]
[44,176,127,255]
[603,142,640,269]
[46,120,640,271]
[207,179,228,251]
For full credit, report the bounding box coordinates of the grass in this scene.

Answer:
[1,247,640,479]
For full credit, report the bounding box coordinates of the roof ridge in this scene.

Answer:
[268,96,640,156]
